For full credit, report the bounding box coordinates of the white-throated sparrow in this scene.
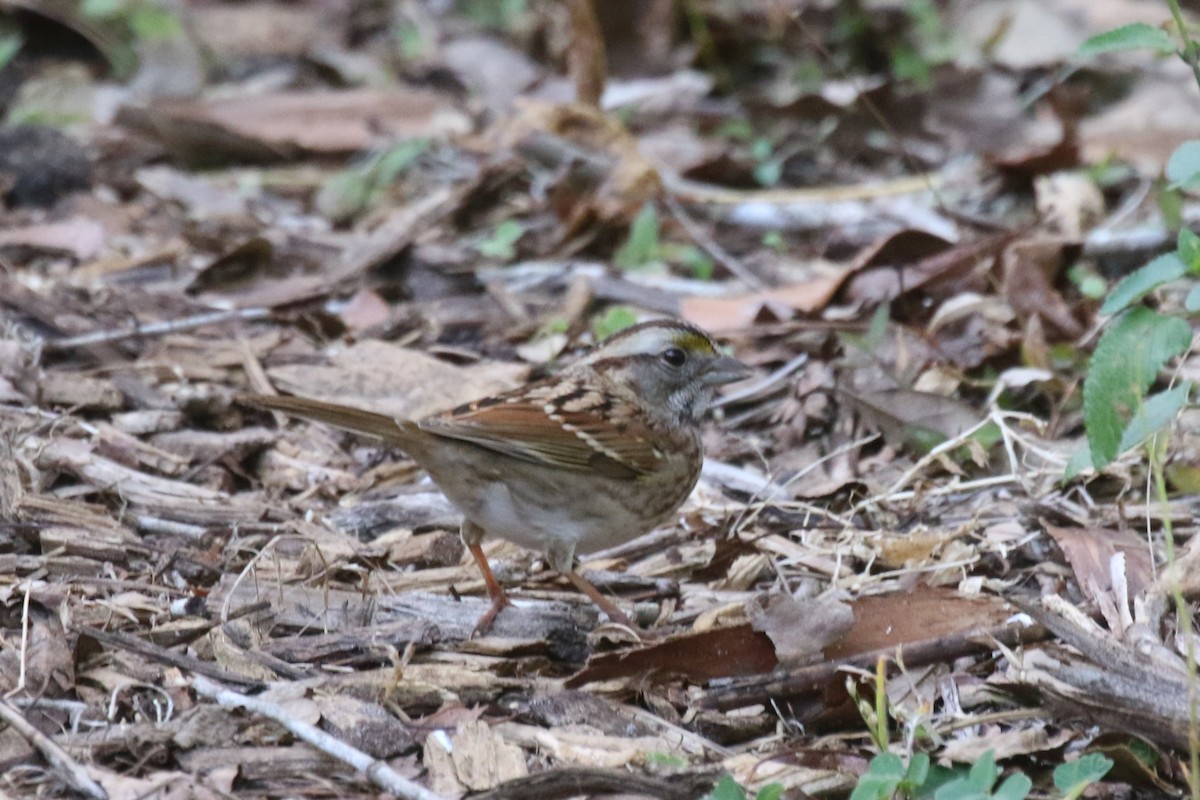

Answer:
[241,319,750,634]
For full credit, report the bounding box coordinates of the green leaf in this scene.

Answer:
[1078,23,1175,57]
[704,775,748,800]
[130,7,184,39]
[762,231,785,251]
[967,751,998,791]
[1187,284,1200,313]
[592,306,639,341]
[850,753,905,800]
[615,203,661,269]
[1179,228,1200,271]
[375,138,430,184]
[753,159,783,187]
[1167,141,1200,191]
[1084,307,1192,469]
[905,753,931,787]
[0,26,23,72]
[992,774,1032,800]
[1100,253,1187,315]
[1063,446,1094,481]
[81,0,125,18]
[476,219,524,260]
[1054,753,1114,796]
[870,753,907,780]
[933,782,988,800]
[1126,738,1159,767]
[918,764,963,798]
[644,752,689,768]
[850,777,896,800]
[754,784,784,800]
[1069,264,1108,300]
[1117,382,1192,454]
[681,246,715,280]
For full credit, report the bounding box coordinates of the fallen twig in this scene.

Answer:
[0,699,107,799]
[191,675,445,800]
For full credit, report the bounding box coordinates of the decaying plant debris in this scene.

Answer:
[1,1,1200,798]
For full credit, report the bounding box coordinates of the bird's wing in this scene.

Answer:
[419,390,662,479]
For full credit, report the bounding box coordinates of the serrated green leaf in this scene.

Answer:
[1168,141,1200,191]
[615,203,660,269]
[1100,253,1187,315]
[1117,383,1192,452]
[1053,753,1114,795]
[1084,307,1192,468]
[1078,23,1175,57]
[1179,228,1200,271]
[704,775,748,800]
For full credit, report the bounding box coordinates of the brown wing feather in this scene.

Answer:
[418,395,662,479]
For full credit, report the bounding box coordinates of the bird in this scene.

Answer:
[240,318,750,635]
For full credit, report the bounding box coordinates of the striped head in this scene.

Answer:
[580,319,750,425]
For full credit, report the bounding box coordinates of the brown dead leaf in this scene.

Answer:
[1035,172,1105,238]
[266,340,526,421]
[957,0,1087,68]
[1080,72,1200,171]
[425,720,527,794]
[567,0,607,106]
[844,232,1017,309]
[823,587,1014,661]
[494,721,686,769]
[336,289,391,333]
[680,273,846,332]
[186,2,343,60]
[877,527,969,570]
[749,591,855,668]
[566,625,777,687]
[941,724,1073,763]
[441,37,541,112]
[127,89,470,163]
[839,388,981,449]
[0,603,73,696]
[494,100,661,231]
[315,695,415,758]
[1044,523,1154,618]
[1000,238,1084,339]
[0,217,105,261]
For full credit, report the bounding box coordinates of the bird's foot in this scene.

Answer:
[470,593,512,638]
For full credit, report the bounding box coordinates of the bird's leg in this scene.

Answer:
[563,569,637,630]
[467,541,510,637]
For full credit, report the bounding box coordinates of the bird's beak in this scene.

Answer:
[703,355,753,385]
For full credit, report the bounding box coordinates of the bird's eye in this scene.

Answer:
[661,347,687,367]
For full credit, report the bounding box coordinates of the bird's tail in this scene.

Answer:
[238,394,419,448]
